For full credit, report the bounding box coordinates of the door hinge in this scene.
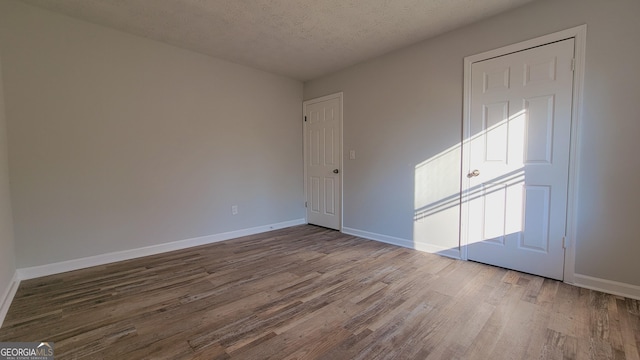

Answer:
[571,58,576,71]
[305,201,307,207]
[562,236,567,249]
[304,116,307,122]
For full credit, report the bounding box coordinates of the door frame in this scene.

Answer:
[460,25,587,283]
[302,92,344,230]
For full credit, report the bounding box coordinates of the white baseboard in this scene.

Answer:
[17,218,306,280]
[572,273,640,300]
[342,227,461,259]
[0,271,20,328]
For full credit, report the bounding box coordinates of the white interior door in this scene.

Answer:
[463,39,575,280]
[304,93,342,230]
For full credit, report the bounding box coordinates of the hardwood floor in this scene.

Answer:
[1,225,638,359]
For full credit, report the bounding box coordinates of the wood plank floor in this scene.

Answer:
[1,225,638,359]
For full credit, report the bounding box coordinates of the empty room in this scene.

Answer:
[0,0,639,358]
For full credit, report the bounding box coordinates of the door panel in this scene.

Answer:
[524,95,554,163]
[521,185,551,252]
[304,94,342,230]
[464,39,575,280]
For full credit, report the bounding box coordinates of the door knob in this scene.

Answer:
[333,169,339,174]
[467,169,480,178]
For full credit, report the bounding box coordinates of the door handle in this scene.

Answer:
[467,169,480,178]
[333,169,339,174]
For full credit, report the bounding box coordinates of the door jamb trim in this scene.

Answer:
[460,25,587,284]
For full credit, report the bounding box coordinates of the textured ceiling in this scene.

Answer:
[19,0,535,81]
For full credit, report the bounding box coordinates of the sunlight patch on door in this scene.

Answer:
[413,108,529,249]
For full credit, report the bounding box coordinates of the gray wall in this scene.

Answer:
[304,0,640,286]
[0,56,16,305]
[0,0,304,268]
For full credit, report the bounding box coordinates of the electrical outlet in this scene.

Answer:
[231,205,238,215]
